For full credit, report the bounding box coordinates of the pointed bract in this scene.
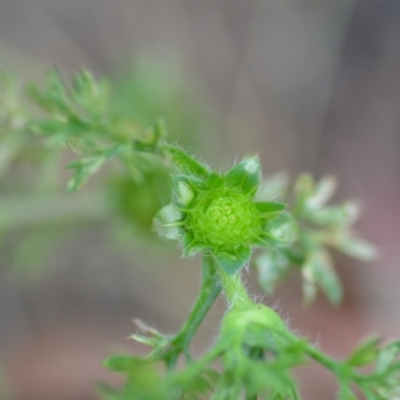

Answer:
[214,246,251,275]
[260,213,298,246]
[182,232,205,257]
[255,201,286,218]
[153,204,184,240]
[164,145,209,179]
[172,175,196,206]
[207,172,223,189]
[225,156,261,194]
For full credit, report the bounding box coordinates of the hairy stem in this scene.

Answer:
[305,344,339,371]
[179,255,222,349]
[305,343,369,387]
[215,263,253,310]
[163,254,221,366]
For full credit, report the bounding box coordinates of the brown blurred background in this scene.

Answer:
[1,0,400,399]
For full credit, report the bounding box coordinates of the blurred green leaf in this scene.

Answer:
[347,337,380,367]
[334,235,378,261]
[375,340,400,374]
[294,174,314,213]
[256,171,289,201]
[255,201,286,218]
[338,383,358,400]
[255,250,291,295]
[302,249,343,306]
[306,176,337,210]
[66,145,124,191]
[260,212,298,247]
[103,355,138,372]
[153,204,184,240]
[71,68,111,115]
[310,202,359,227]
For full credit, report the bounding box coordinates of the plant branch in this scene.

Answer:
[215,262,253,310]
[159,254,222,366]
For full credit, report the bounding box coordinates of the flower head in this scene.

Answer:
[154,145,296,274]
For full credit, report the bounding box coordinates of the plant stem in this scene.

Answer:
[179,255,222,349]
[305,343,339,371]
[305,342,370,385]
[215,264,253,310]
[163,254,221,366]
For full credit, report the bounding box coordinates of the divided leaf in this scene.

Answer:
[66,144,124,191]
[28,69,71,114]
[71,68,111,115]
[66,155,106,192]
[134,119,166,154]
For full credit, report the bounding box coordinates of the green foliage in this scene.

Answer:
[103,145,393,399]
[0,64,208,274]
[27,68,167,191]
[255,173,377,305]
[1,66,398,400]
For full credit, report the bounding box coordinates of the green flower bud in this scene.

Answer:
[188,188,261,249]
[154,146,295,274]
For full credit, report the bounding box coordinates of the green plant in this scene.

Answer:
[2,69,400,400]
[0,64,208,274]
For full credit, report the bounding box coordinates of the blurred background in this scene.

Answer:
[1,0,400,399]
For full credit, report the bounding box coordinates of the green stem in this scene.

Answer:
[179,255,222,349]
[176,342,225,385]
[163,254,221,366]
[305,343,372,386]
[305,343,339,371]
[215,263,253,310]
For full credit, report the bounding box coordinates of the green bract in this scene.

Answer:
[154,145,294,274]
